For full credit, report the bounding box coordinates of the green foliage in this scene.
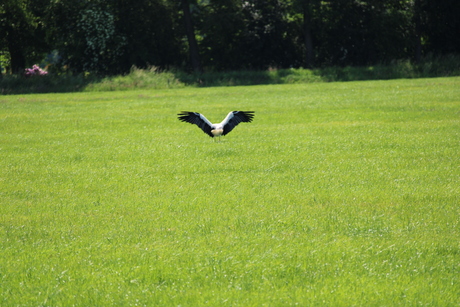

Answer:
[113,0,182,70]
[1,0,460,74]
[43,0,183,74]
[0,0,49,72]
[420,0,460,54]
[1,55,459,94]
[0,51,10,74]
[1,78,459,305]
[76,7,126,73]
[199,0,300,70]
[0,73,98,94]
[46,0,128,74]
[86,66,185,91]
[314,0,415,66]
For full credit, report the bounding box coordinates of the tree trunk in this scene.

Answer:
[181,0,202,73]
[303,2,314,68]
[8,37,26,74]
[3,1,27,74]
[414,0,422,63]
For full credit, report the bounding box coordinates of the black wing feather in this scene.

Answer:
[178,111,214,137]
[222,111,255,136]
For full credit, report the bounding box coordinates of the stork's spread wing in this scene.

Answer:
[178,111,214,137]
[221,111,255,136]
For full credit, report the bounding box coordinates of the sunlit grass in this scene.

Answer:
[1,77,459,305]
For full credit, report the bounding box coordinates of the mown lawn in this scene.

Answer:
[1,77,459,306]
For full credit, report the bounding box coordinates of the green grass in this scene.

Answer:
[1,77,459,306]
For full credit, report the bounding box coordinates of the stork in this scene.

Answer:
[178,111,254,141]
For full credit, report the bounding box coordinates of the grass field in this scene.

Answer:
[1,77,459,306]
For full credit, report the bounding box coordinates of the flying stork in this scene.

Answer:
[178,111,255,141]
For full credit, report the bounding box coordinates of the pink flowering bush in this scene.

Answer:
[24,65,48,77]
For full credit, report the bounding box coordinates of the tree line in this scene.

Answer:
[1,0,459,75]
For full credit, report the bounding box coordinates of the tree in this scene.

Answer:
[313,0,415,66]
[292,0,318,68]
[302,1,315,68]
[2,0,460,76]
[413,0,423,63]
[47,0,128,74]
[0,0,49,73]
[421,0,460,55]
[238,0,299,69]
[112,0,183,71]
[181,0,202,73]
[198,0,301,70]
[47,0,186,74]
